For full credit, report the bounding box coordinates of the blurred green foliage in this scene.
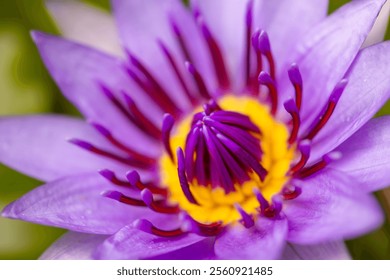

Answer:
[0,0,389,260]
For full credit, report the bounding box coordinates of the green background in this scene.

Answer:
[0,0,389,259]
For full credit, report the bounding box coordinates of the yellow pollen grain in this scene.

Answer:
[159,95,295,225]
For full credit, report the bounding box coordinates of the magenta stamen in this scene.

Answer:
[185,61,212,100]
[198,18,230,89]
[181,213,223,236]
[102,190,146,207]
[254,188,269,213]
[283,99,300,144]
[250,30,262,93]
[162,114,175,162]
[126,51,181,115]
[244,0,254,86]
[258,71,278,115]
[288,63,303,111]
[257,30,275,80]
[69,138,152,169]
[289,140,311,174]
[157,40,196,106]
[90,122,155,165]
[177,148,199,205]
[141,189,180,214]
[170,17,191,62]
[297,152,341,179]
[282,185,302,200]
[304,80,348,140]
[133,219,184,237]
[126,170,168,196]
[262,196,282,218]
[99,169,130,187]
[122,92,162,139]
[235,203,255,228]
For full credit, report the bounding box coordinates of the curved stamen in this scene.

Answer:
[211,111,261,133]
[197,18,230,89]
[258,71,278,115]
[68,139,152,169]
[99,169,130,187]
[177,148,200,205]
[162,114,175,162]
[282,185,302,200]
[126,170,168,196]
[258,30,275,80]
[141,189,180,214]
[262,195,282,218]
[126,51,181,115]
[158,40,196,106]
[134,219,184,237]
[254,188,269,213]
[90,122,155,165]
[297,151,342,179]
[288,63,303,111]
[181,213,223,236]
[185,61,212,100]
[283,99,300,144]
[122,92,162,139]
[250,30,263,93]
[304,80,348,140]
[289,140,311,174]
[103,190,146,207]
[235,203,255,228]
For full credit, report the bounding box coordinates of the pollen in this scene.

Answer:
[159,95,295,225]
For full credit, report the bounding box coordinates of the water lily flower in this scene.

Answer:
[1,0,390,260]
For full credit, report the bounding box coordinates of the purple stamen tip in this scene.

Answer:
[102,190,122,201]
[299,140,311,156]
[98,169,115,181]
[90,122,111,137]
[99,83,115,100]
[133,219,152,233]
[141,189,153,206]
[126,170,140,186]
[198,18,211,39]
[330,79,348,103]
[234,203,255,228]
[283,98,298,113]
[68,138,93,150]
[323,151,342,164]
[258,30,271,53]
[122,91,135,107]
[253,188,269,212]
[251,29,260,50]
[245,0,254,26]
[288,63,303,85]
[169,16,180,35]
[162,114,175,131]
[258,71,273,85]
[185,61,196,75]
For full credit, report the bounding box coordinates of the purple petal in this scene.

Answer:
[31,31,160,156]
[112,0,215,107]
[46,0,123,57]
[39,231,107,260]
[309,41,390,162]
[281,241,351,260]
[214,218,287,260]
[331,117,390,192]
[279,0,386,126]
[284,169,384,244]
[2,173,172,234]
[94,225,205,259]
[190,0,249,91]
[0,115,129,181]
[149,238,216,260]
[254,0,328,74]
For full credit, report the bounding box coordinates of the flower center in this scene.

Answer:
[160,95,295,225]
